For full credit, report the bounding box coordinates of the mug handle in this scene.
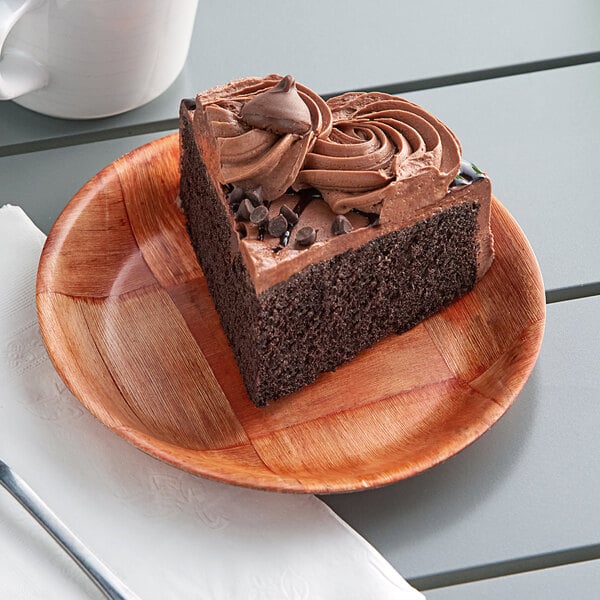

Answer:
[0,0,48,100]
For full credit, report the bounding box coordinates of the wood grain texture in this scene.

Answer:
[36,133,546,493]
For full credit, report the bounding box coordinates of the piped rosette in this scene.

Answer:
[294,92,462,224]
[198,74,332,201]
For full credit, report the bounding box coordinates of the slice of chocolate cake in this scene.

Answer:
[179,74,494,406]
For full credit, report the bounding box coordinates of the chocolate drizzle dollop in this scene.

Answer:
[294,92,462,222]
[199,74,332,201]
[240,75,312,135]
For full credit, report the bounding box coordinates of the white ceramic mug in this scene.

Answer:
[0,0,199,119]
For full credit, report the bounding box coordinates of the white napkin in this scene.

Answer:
[0,204,423,600]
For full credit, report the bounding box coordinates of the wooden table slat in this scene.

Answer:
[426,558,600,599]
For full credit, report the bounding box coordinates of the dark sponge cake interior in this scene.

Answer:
[180,108,480,406]
[254,205,479,405]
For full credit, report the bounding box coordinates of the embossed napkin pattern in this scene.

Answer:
[0,205,423,599]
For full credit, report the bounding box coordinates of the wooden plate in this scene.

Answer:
[36,133,545,494]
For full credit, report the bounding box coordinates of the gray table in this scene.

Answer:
[1,1,599,597]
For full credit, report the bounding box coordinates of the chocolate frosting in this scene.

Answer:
[188,75,492,293]
[197,74,332,201]
[295,93,462,223]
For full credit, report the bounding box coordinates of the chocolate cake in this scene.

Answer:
[178,74,494,406]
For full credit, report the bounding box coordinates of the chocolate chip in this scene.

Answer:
[280,204,299,225]
[268,214,288,237]
[181,98,196,110]
[237,221,260,239]
[296,226,317,247]
[246,187,264,207]
[235,198,254,221]
[250,205,269,226]
[228,185,245,205]
[332,215,353,235]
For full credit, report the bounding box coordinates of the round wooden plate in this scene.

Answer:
[36,133,545,494]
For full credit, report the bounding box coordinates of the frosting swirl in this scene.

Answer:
[294,92,462,219]
[199,74,332,201]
